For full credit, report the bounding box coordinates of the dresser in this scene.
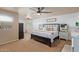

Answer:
[59,24,70,40]
[72,32,79,52]
[59,31,69,40]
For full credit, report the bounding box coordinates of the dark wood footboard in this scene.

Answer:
[31,34,59,47]
[31,34,51,47]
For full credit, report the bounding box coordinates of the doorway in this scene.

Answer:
[19,23,24,39]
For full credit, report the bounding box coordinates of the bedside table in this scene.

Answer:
[59,31,69,40]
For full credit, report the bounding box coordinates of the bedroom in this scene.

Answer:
[0,7,79,52]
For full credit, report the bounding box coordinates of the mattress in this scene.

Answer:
[31,30,58,43]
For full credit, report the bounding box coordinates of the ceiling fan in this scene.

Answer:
[30,7,52,14]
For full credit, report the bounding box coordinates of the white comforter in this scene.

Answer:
[32,30,58,43]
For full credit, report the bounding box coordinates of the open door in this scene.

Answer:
[19,23,24,39]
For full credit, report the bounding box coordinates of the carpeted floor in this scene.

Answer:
[0,39,67,52]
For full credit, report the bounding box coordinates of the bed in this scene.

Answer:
[31,30,59,47]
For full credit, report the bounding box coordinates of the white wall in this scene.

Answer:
[57,13,78,27]
[32,16,58,30]
[0,9,18,45]
[32,12,79,30]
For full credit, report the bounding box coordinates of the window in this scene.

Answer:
[0,14,13,22]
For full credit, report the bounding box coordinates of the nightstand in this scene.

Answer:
[59,31,69,40]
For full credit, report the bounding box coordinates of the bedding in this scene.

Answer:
[31,30,59,43]
[31,24,59,47]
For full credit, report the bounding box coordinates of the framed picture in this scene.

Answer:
[0,22,12,30]
[47,18,56,22]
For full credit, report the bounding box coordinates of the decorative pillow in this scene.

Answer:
[46,28,53,31]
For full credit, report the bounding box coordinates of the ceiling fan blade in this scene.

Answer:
[38,7,41,11]
[30,8,37,12]
[37,7,41,13]
[37,7,44,11]
[40,12,52,13]
[40,7,45,10]
[30,7,52,14]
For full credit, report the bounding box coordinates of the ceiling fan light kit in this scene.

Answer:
[37,13,41,15]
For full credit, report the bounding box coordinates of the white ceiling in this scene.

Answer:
[44,7,79,15]
[19,7,79,19]
[1,7,79,19]
[0,7,18,13]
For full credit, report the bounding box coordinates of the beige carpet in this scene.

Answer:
[0,39,66,52]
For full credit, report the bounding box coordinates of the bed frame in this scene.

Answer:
[31,34,59,47]
[31,24,60,47]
